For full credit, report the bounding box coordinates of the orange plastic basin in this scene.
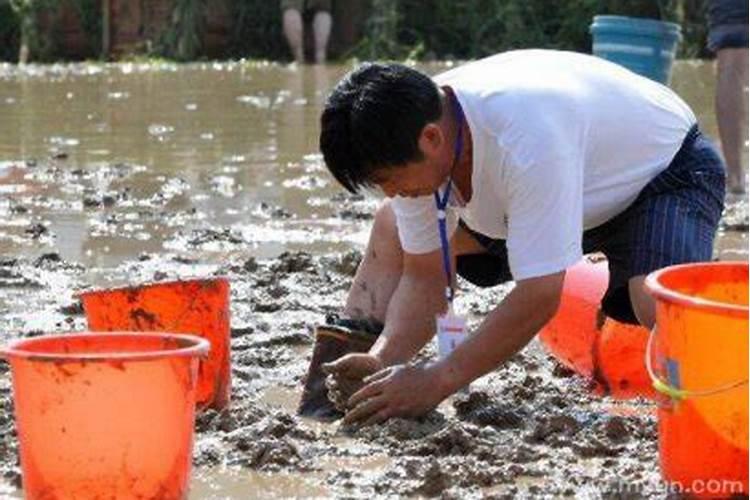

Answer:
[80,278,231,410]
[538,258,655,398]
[1,332,208,500]
[646,262,748,497]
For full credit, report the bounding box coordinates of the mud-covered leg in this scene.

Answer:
[343,200,404,324]
[298,201,405,419]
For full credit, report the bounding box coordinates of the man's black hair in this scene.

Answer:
[319,62,442,193]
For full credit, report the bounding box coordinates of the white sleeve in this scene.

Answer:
[504,134,584,281]
[390,195,459,255]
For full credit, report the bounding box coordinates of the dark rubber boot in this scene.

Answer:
[297,317,381,420]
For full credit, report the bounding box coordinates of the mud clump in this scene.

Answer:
[232,437,302,469]
[572,437,622,458]
[34,253,61,266]
[604,415,631,443]
[186,228,243,246]
[194,401,316,471]
[270,251,314,274]
[414,460,450,497]
[253,293,284,313]
[242,257,259,273]
[417,424,476,456]
[256,202,293,220]
[528,414,581,444]
[24,223,49,239]
[351,412,448,449]
[453,390,525,429]
[235,346,293,368]
[82,193,117,209]
[0,267,40,288]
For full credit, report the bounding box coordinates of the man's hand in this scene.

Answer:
[322,353,383,412]
[342,363,447,426]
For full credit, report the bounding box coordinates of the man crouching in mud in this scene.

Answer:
[298,49,725,425]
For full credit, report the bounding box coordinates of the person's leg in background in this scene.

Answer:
[715,47,748,194]
[707,0,749,194]
[311,0,333,64]
[282,0,305,63]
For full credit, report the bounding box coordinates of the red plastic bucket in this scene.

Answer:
[80,278,231,410]
[1,332,208,499]
[646,262,748,497]
[539,258,654,398]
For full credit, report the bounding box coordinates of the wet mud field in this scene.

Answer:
[0,61,747,498]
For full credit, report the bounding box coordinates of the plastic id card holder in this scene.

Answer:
[436,311,468,360]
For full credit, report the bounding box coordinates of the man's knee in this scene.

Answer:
[628,275,655,329]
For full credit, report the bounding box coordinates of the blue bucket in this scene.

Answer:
[590,15,682,84]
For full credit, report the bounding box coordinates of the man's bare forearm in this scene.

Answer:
[369,273,446,366]
[433,274,563,397]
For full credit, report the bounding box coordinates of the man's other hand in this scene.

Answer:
[322,353,383,412]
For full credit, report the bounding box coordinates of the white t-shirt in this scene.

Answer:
[391,50,696,281]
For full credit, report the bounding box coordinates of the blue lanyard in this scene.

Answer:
[433,94,464,304]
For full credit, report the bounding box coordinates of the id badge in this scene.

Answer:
[436,311,468,360]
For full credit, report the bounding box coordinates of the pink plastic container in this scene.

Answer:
[1,332,208,500]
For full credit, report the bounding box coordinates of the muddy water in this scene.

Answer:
[0,62,373,271]
[0,61,746,271]
[0,60,747,499]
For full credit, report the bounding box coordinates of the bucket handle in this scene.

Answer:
[646,326,749,400]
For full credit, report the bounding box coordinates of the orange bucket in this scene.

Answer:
[539,258,655,398]
[0,332,208,500]
[80,278,231,410]
[646,262,748,497]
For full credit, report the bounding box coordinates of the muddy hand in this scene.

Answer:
[325,373,365,411]
[322,353,382,411]
[343,363,447,427]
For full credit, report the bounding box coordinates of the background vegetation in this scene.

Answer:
[0,0,712,63]
[351,0,709,60]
